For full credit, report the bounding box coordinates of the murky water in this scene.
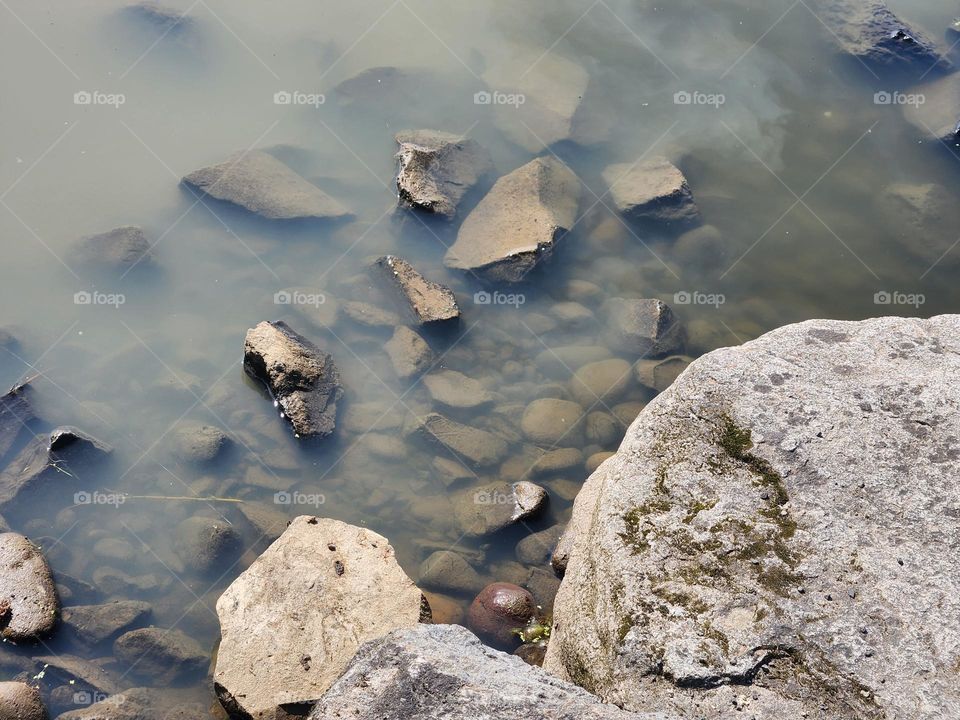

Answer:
[2,0,960,714]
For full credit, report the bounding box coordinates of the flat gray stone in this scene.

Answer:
[182,150,351,221]
[545,315,960,718]
[62,600,152,647]
[411,413,509,468]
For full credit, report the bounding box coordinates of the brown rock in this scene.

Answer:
[466,582,537,650]
[374,256,460,326]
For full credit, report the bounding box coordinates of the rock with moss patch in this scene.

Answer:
[546,315,960,718]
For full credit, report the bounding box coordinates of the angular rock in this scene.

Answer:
[602,298,685,358]
[453,481,547,536]
[237,502,289,545]
[62,600,152,648]
[172,517,242,574]
[521,398,585,446]
[602,158,699,226]
[214,516,429,719]
[634,355,692,392]
[482,48,590,152]
[411,413,508,467]
[55,686,206,720]
[384,326,434,380]
[310,624,656,720]
[0,533,58,641]
[0,427,111,517]
[418,550,483,595]
[0,681,47,720]
[373,256,460,326]
[423,370,494,410]
[0,382,33,466]
[243,321,343,439]
[74,226,153,270]
[113,628,206,686]
[819,0,950,77]
[546,315,960,718]
[30,654,122,697]
[444,157,581,283]
[395,130,491,218]
[182,150,350,221]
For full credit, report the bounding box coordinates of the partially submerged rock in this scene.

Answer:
[602,298,685,358]
[0,681,47,720]
[182,150,350,221]
[467,582,538,650]
[602,158,700,226]
[373,256,460,326]
[384,326,434,380]
[243,321,343,439]
[62,600,152,648]
[818,0,950,77]
[0,533,59,641]
[214,516,429,718]
[310,624,651,720]
[395,130,491,217]
[0,427,112,517]
[411,413,509,467]
[73,226,153,270]
[444,157,581,283]
[453,481,547,536]
[546,315,960,718]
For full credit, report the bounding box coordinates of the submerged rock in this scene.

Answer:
[546,315,960,718]
[444,157,581,283]
[0,382,33,465]
[466,582,538,650]
[167,422,229,464]
[173,517,242,574]
[0,427,112,517]
[309,624,652,720]
[73,226,153,270]
[0,533,59,641]
[423,369,494,410]
[418,550,483,595]
[819,0,950,77]
[411,413,509,467]
[384,326,434,380]
[215,516,429,719]
[453,480,547,537]
[395,130,491,217]
[62,600,152,648]
[602,158,699,226]
[243,321,343,439]
[113,627,206,686]
[122,1,194,34]
[521,398,585,446]
[182,150,350,221]
[602,298,685,358]
[373,256,460,326]
[878,182,960,264]
[481,47,590,152]
[903,73,960,147]
[634,355,692,392]
[55,686,206,720]
[0,681,47,720]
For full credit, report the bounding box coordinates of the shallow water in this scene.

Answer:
[1,0,960,714]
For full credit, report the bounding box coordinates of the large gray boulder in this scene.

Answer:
[395,130,491,218]
[545,316,960,718]
[309,624,663,720]
[214,516,430,719]
[817,1,950,76]
[444,157,581,283]
[243,321,343,439]
[0,533,59,641]
[182,150,351,221]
